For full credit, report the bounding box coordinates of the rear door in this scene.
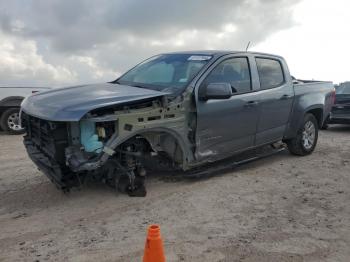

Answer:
[254,56,294,145]
[195,54,260,161]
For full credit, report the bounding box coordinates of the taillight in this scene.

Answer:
[331,87,336,105]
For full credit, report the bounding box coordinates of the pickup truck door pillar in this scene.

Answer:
[194,54,261,161]
[253,56,294,145]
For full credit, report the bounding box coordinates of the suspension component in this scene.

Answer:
[113,138,148,197]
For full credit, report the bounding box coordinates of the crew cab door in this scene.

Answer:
[254,56,294,145]
[194,55,260,161]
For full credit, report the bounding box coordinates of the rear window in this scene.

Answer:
[256,58,285,89]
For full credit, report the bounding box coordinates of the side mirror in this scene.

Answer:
[199,83,233,101]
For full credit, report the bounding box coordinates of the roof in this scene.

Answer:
[164,50,283,59]
[0,86,50,89]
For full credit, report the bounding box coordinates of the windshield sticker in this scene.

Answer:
[188,55,212,61]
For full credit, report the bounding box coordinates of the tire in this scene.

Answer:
[286,113,318,156]
[0,108,25,135]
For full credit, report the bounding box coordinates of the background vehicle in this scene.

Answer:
[328,82,350,125]
[20,51,334,195]
[0,87,49,134]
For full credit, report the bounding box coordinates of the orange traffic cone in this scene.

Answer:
[143,224,166,262]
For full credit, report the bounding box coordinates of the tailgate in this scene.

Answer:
[332,94,350,115]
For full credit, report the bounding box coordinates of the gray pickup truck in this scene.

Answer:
[21,51,335,195]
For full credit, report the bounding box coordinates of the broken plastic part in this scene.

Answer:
[103,146,115,156]
[96,126,106,138]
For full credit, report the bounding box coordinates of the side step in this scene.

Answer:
[186,147,286,179]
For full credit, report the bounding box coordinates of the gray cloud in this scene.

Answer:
[0,0,301,86]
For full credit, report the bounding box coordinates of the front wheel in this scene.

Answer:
[0,108,25,135]
[286,113,318,156]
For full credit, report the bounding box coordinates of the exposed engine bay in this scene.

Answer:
[21,95,195,197]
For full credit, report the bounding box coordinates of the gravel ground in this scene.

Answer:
[0,126,350,262]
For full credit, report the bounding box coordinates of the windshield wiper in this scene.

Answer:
[111,80,146,89]
[110,79,120,84]
[130,84,148,89]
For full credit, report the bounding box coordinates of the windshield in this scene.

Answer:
[115,54,212,94]
[336,85,350,94]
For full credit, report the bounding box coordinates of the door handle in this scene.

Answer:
[280,94,292,100]
[244,101,259,107]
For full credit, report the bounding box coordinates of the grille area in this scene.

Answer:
[22,112,68,164]
[21,112,76,190]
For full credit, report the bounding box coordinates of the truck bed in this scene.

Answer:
[284,80,335,137]
[293,81,333,98]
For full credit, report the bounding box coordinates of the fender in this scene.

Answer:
[76,127,195,172]
[284,104,324,139]
[303,104,324,125]
[0,96,24,108]
[103,127,194,169]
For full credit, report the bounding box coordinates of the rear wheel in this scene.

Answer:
[286,113,318,156]
[0,108,25,134]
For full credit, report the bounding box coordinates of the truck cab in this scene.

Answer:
[194,52,294,161]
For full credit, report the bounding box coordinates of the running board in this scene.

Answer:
[186,147,286,179]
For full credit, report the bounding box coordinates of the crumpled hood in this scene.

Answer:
[21,83,167,121]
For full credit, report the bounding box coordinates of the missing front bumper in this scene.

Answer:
[24,139,81,191]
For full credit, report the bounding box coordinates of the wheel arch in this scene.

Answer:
[0,96,24,108]
[306,107,323,128]
[107,127,194,169]
[284,104,324,139]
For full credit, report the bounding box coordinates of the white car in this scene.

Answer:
[0,87,50,134]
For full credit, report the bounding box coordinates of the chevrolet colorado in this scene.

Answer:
[20,51,335,195]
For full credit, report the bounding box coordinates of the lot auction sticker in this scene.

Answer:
[188,55,212,61]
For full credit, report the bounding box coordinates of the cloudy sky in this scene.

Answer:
[0,0,349,87]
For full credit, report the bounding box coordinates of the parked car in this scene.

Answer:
[0,87,50,134]
[327,82,350,125]
[20,51,335,195]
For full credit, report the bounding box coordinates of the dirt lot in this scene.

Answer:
[0,126,350,262]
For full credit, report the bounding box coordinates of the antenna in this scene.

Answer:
[245,41,251,51]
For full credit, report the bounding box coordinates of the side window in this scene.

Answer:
[256,58,284,89]
[203,57,251,94]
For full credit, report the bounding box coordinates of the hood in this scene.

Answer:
[21,83,167,121]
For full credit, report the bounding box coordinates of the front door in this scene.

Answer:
[195,56,260,161]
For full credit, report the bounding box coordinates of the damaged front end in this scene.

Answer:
[21,96,195,196]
